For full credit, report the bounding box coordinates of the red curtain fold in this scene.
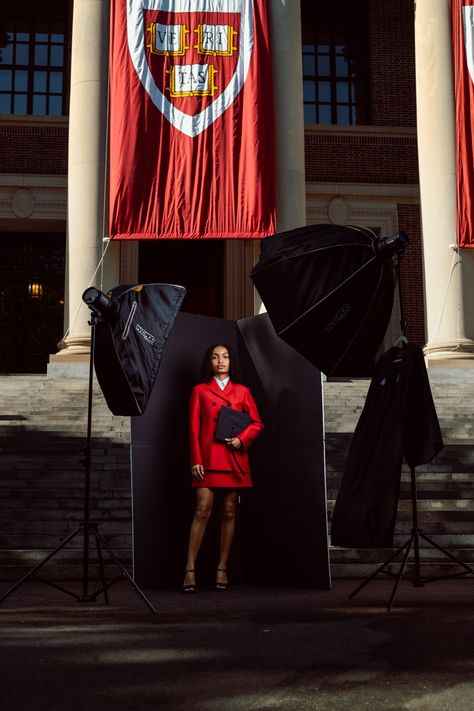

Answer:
[451,0,474,247]
[109,0,275,239]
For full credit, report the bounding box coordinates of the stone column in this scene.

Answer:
[415,0,474,366]
[49,0,111,372]
[270,0,306,233]
[255,0,306,313]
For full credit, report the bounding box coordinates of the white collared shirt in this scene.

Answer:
[214,376,229,390]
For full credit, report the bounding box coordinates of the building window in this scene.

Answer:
[301,3,368,126]
[0,15,65,116]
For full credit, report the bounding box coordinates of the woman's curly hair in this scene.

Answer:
[200,343,242,384]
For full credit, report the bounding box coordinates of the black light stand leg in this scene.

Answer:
[349,466,474,610]
[0,315,157,615]
[410,465,423,588]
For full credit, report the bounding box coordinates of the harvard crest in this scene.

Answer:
[127,0,254,137]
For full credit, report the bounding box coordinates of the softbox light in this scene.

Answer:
[250,224,406,377]
[91,283,186,416]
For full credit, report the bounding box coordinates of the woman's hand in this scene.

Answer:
[225,437,242,450]
[191,464,205,480]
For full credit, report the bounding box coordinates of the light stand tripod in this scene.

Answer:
[349,465,474,611]
[348,249,474,611]
[0,312,157,614]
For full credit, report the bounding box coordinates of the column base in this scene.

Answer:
[423,340,474,368]
[47,334,91,378]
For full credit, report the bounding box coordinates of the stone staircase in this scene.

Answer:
[0,375,132,581]
[1,369,473,583]
[325,369,474,579]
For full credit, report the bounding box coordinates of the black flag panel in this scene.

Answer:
[330,342,444,548]
[93,283,186,416]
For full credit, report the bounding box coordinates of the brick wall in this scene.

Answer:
[367,0,417,127]
[304,132,419,184]
[0,122,68,174]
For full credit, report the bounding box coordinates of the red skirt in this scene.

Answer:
[192,469,253,489]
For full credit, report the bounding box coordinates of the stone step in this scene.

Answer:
[0,520,131,534]
[0,533,132,548]
[0,563,133,582]
[330,561,474,579]
[327,499,474,513]
[0,509,131,522]
[0,548,132,565]
[329,544,474,562]
[0,478,131,490]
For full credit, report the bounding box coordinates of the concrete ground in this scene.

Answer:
[0,577,473,711]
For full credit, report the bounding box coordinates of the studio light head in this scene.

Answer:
[82,287,120,320]
[373,231,409,260]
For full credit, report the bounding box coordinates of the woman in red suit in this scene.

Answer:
[183,343,263,592]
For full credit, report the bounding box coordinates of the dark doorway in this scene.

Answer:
[0,232,65,373]
[139,240,224,318]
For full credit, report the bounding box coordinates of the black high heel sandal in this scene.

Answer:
[215,568,228,591]
[182,569,196,593]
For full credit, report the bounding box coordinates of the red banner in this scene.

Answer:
[109,0,275,239]
[451,0,474,247]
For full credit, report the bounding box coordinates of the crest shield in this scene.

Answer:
[127,0,254,137]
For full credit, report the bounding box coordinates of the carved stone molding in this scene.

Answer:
[0,175,67,223]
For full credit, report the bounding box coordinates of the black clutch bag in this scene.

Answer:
[215,405,250,442]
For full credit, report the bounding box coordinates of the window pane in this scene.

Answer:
[319,105,331,124]
[16,33,30,42]
[303,54,315,75]
[1,40,14,64]
[14,71,28,91]
[51,34,64,43]
[50,45,64,67]
[49,95,62,115]
[15,44,29,65]
[0,70,12,90]
[35,33,49,42]
[13,94,27,113]
[318,81,331,101]
[0,95,11,113]
[34,71,47,92]
[35,44,48,65]
[50,72,63,93]
[33,94,47,114]
[317,55,330,75]
[303,80,316,101]
[336,82,349,102]
[337,105,350,124]
[335,55,349,77]
[304,104,316,124]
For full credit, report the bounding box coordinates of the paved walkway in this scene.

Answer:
[0,578,473,710]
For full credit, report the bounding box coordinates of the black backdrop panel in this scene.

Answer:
[237,314,329,587]
[131,312,329,589]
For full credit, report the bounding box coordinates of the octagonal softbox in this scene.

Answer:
[93,283,186,415]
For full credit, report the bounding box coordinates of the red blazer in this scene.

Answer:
[189,380,263,473]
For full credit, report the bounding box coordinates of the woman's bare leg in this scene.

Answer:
[217,490,237,586]
[184,487,214,586]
